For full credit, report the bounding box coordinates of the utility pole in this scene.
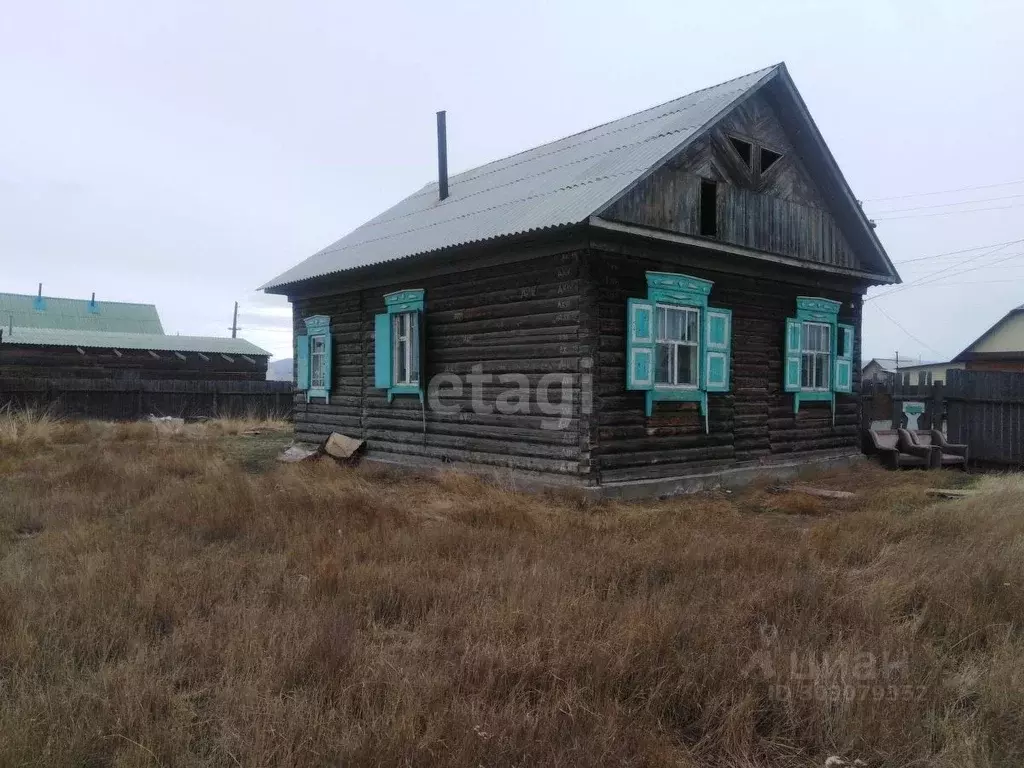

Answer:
[229,301,240,338]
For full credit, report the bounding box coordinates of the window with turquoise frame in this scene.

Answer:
[374,289,425,402]
[783,297,854,417]
[296,315,332,399]
[626,271,733,430]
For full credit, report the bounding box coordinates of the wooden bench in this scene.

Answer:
[907,429,969,469]
[865,428,933,469]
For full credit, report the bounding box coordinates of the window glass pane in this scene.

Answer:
[310,335,326,389]
[410,313,420,384]
[677,344,698,385]
[685,310,698,343]
[801,352,812,389]
[394,315,406,385]
[655,343,672,384]
[656,307,668,341]
[669,308,684,341]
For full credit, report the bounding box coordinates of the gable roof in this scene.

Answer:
[863,357,899,374]
[953,304,1024,361]
[262,63,897,291]
[0,292,163,334]
[3,326,270,357]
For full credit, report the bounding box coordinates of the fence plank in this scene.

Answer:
[0,377,293,420]
[865,369,1024,467]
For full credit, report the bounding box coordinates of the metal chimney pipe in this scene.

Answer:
[37,283,42,298]
[436,110,449,201]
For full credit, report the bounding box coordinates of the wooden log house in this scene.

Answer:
[262,63,901,496]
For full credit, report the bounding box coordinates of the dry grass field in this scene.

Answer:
[1,410,1022,767]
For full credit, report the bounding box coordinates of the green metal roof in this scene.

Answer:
[0,292,164,334]
[3,326,270,357]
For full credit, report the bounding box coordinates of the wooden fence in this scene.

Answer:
[861,369,1024,467]
[0,377,294,421]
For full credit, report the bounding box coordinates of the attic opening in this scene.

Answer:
[699,180,718,238]
[760,147,783,174]
[728,136,753,170]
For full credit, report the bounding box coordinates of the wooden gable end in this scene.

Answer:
[601,89,863,272]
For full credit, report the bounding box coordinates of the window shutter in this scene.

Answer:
[416,310,426,392]
[374,313,391,389]
[784,317,802,392]
[833,323,854,394]
[296,334,310,391]
[626,298,655,391]
[322,330,333,393]
[703,307,732,392]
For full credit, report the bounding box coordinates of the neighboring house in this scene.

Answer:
[262,63,900,495]
[862,357,964,386]
[0,290,270,380]
[862,357,898,384]
[952,303,1024,373]
[895,361,964,386]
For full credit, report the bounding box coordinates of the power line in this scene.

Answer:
[867,241,1019,302]
[862,178,1024,203]
[869,248,1024,302]
[892,238,1024,265]
[868,192,1024,215]
[901,252,1024,291]
[872,303,942,356]
[920,278,1024,287]
[873,202,1024,221]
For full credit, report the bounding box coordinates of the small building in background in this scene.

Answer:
[862,357,964,386]
[0,291,270,381]
[862,357,899,384]
[952,303,1024,373]
[894,361,964,386]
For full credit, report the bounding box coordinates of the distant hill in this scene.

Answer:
[266,358,293,382]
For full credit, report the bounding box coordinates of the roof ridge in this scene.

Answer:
[0,291,158,309]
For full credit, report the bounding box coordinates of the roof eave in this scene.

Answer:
[259,223,584,296]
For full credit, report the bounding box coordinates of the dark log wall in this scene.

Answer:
[585,247,862,485]
[602,91,860,270]
[290,251,586,476]
[0,344,268,381]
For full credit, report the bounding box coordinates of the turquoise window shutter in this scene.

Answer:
[626,298,655,390]
[296,334,311,390]
[416,310,425,393]
[833,323,854,393]
[784,318,802,393]
[373,313,391,389]
[322,329,334,392]
[703,308,732,392]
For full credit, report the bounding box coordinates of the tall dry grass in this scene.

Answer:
[0,414,1022,766]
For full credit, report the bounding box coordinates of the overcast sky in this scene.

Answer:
[2,1,1022,363]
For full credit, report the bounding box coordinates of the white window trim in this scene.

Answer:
[654,303,700,391]
[309,334,327,390]
[800,321,831,392]
[392,311,419,387]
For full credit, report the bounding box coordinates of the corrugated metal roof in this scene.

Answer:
[0,292,164,334]
[262,65,780,290]
[2,326,270,356]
